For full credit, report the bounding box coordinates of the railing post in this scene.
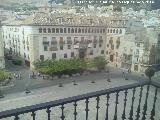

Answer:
[31,111,36,120]
[105,93,110,120]
[85,98,89,120]
[122,90,128,120]
[113,91,119,120]
[46,107,51,120]
[136,86,143,120]
[73,101,77,120]
[96,96,100,120]
[150,87,158,120]
[129,88,136,120]
[14,115,19,120]
[60,104,65,120]
[142,84,150,120]
[135,86,143,120]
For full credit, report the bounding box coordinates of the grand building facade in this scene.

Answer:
[2,13,106,69]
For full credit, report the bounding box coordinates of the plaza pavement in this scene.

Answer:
[0,76,160,120]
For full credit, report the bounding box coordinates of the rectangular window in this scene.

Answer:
[51,37,57,45]
[101,50,104,54]
[52,28,55,33]
[99,44,102,47]
[60,45,63,50]
[64,53,67,58]
[71,52,74,57]
[43,37,47,41]
[94,44,96,48]
[40,55,44,61]
[68,45,71,49]
[52,53,56,59]
[44,46,48,51]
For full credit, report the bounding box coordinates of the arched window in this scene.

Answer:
[39,28,42,33]
[78,28,81,33]
[82,28,84,33]
[88,28,90,33]
[43,28,46,33]
[110,29,112,33]
[48,28,51,33]
[52,28,55,33]
[85,28,87,33]
[75,28,77,33]
[116,29,118,33]
[119,29,122,34]
[113,29,115,33]
[71,28,74,33]
[56,28,59,33]
[60,28,63,33]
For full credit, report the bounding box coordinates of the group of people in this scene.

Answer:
[29,72,43,79]
[11,71,44,81]
[13,73,22,80]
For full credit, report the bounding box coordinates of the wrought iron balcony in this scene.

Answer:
[0,80,159,120]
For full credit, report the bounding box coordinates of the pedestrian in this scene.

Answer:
[29,74,31,79]
[13,73,16,78]
[37,72,40,77]
[32,72,35,78]
[19,74,22,80]
[15,74,18,80]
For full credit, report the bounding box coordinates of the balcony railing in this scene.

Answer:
[0,80,159,120]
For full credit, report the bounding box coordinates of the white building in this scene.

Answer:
[2,13,106,69]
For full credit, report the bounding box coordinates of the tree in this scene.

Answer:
[145,67,155,80]
[94,56,107,71]
[0,70,10,98]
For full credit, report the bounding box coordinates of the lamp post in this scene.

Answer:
[107,68,111,82]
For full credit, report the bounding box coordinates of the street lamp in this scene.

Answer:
[107,68,111,82]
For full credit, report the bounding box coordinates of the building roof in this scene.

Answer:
[2,12,131,28]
